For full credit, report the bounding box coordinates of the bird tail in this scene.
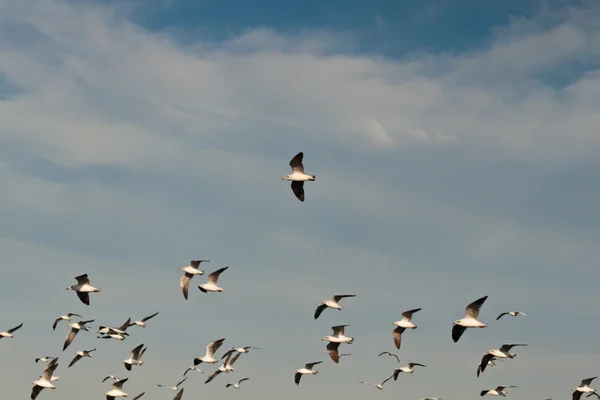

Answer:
[311,175,316,180]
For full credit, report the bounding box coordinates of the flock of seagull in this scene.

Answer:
[2,152,597,399]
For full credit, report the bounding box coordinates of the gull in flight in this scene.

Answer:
[378,351,401,363]
[477,355,506,377]
[123,343,147,371]
[393,308,421,349]
[204,351,242,383]
[63,319,94,351]
[68,348,96,368]
[35,356,57,364]
[66,274,101,306]
[102,376,124,383]
[158,377,187,391]
[314,294,356,320]
[452,295,488,343]
[295,361,322,385]
[104,377,128,399]
[183,366,203,376]
[393,362,426,380]
[496,311,527,321]
[322,325,354,345]
[487,343,528,359]
[198,267,228,293]
[282,152,316,202]
[221,346,262,359]
[180,260,209,300]
[227,378,250,389]
[359,376,394,391]
[31,357,59,400]
[0,322,23,339]
[128,311,159,328]
[573,377,598,400]
[97,318,132,340]
[193,338,226,365]
[480,386,517,397]
[52,313,82,331]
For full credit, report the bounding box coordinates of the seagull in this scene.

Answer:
[68,348,96,368]
[0,322,23,338]
[477,354,503,377]
[183,366,203,376]
[180,260,209,300]
[63,319,94,351]
[158,377,187,391]
[321,325,354,344]
[393,362,426,380]
[480,386,517,397]
[204,352,236,384]
[326,342,342,364]
[98,332,127,341]
[97,317,132,336]
[221,346,262,359]
[573,377,598,400]
[359,376,394,391]
[378,351,400,363]
[35,356,57,364]
[496,311,527,321]
[128,311,159,328]
[193,338,226,365]
[488,343,528,359]
[393,308,421,349]
[282,152,316,202]
[104,377,128,399]
[227,378,250,389]
[198,267,228,293]
[123,343,147,371]
[31,358,59,400]
[52,313,82,331]
[102,376,124,383]
[452,295,488,342]
[173,389,184,400]
[295,361,322,385]
[314,294,356,320]
[66,274,101,305]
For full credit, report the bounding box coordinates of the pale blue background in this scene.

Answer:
[0,0,599,399]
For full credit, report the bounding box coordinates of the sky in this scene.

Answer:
[0,0,599,399]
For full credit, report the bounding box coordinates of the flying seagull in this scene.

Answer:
[378,351,401,363]
[123,343,147,371]
[359,376,394,391]
[314,294,356,320]
[282,152,316,202]
[480,386,517,397]
[194,338,226,365]
[204,352,241,384]
[35,356,57,364]
[52,313,82,331]
[496,311,527,321]
[487,343,528,359]
[226,378,250,389]
[321,325,354,344]
[104,377,128,399]
[477,355,504,377]
[573,377,598,400]
[0,322,23,339]
[180,260,209,300]
[128,311,159,328]
[63,319,94,351]
[392,308,421,349]
[452,295,488,343]
[198,267,228,293]
[221,346,262,359]
[393,362,426,380]
[295,361,322,385]
[66,274,101,305]
[68,348,96,368]
[97,318,132,340]
[158,377,187,391]
[102,376,124,383]
[31,358,59,400]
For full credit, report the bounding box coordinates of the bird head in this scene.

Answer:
[453,319,461,325]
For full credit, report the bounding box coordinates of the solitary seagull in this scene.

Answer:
[123,343,147,371]
[295,361,322,385]
[194,338,226,365]
[496,311,527,321]
[102,376,124,383]
[173,389,184,400]
[488,343,528,359]
[183,366,203,376]
[35,356,57,364]
[128,311,159,328]
[0,322,23,339]
[227,378,250,389]
[104,377,128,399]
[158,377,187,391]
[378,351,400,363]
[68,348,96,368]
[282,152,316,202]
[452,295,488,343]
[63,319,94,351]
[314,294,356,320]
[480,386,517,397]
[198,267,228,293]
[573,377,598,400]
[393,308,421,349]
[31,358,59,400]
[52,313,82,331]
[359,376,394,391]
[393,362,426,380]
[180,260,209,300]
[221,346,262,359]
[66,274,101,306]
[322,325,354,344]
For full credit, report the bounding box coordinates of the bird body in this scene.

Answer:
[198,267,228,293]
[322,325,354,344]
[194,338,226,365]
[452,296,488,342]
[282,152,316,202]
[314,294,355,319]
[295,361,322,385]
[123,343,147,371]
[0,322,23,338]
[226,378,249,389]
[66,274,101,305]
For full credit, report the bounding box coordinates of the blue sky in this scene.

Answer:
[0,0,600,399]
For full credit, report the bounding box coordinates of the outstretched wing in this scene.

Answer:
[208,267,228,284]
[314,304,327,320]
[289,152,304,173]
[393,326,405,349]
[326,342,340,364]
[496,312,509,321]
[466,296,488,319]
[291,181,305,202]
[452,324,466,343]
